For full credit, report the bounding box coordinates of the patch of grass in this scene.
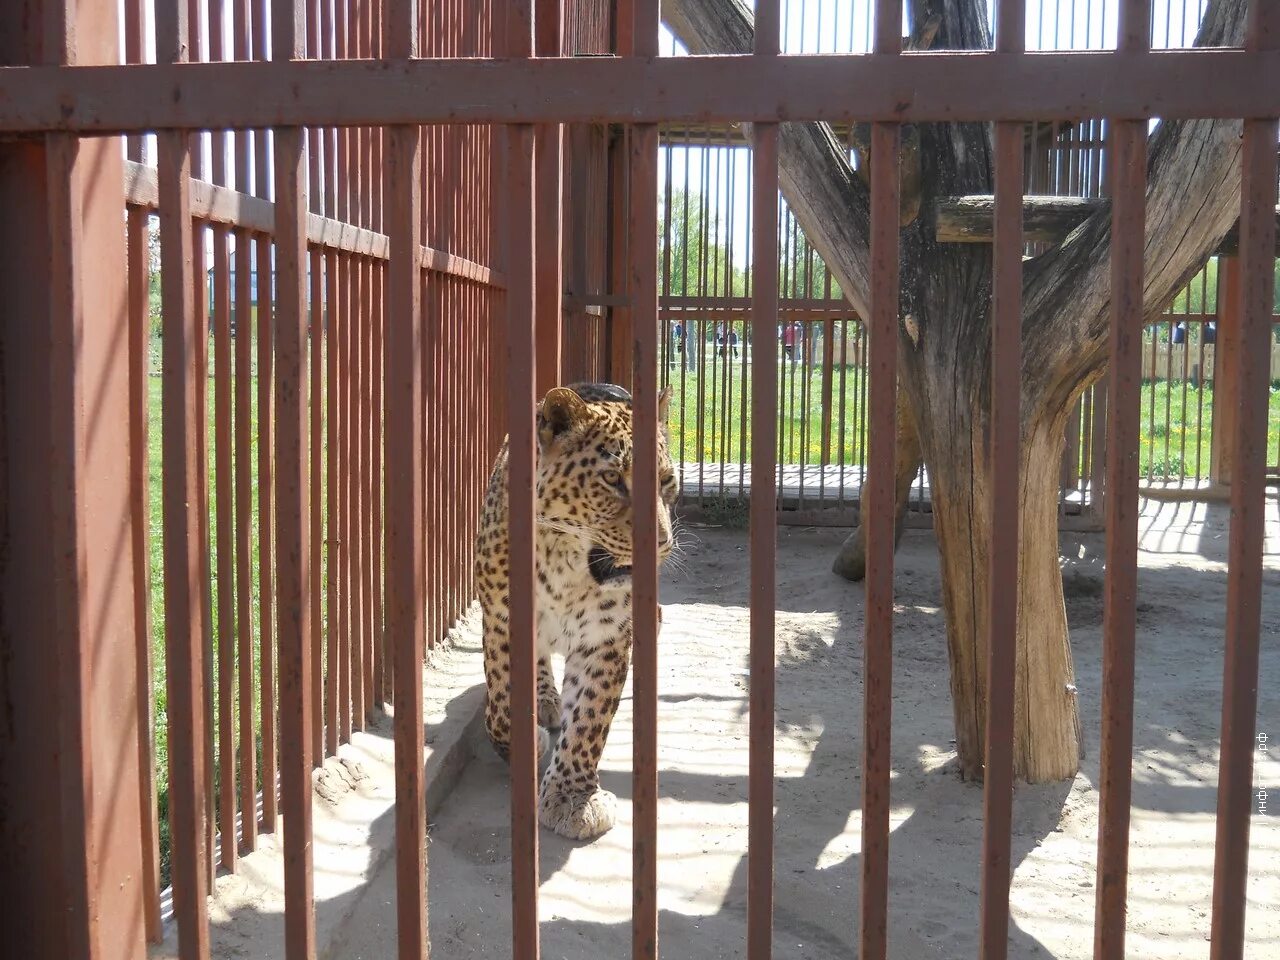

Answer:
[663,356,868,468]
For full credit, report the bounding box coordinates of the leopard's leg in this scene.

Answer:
[483,607,552,762]
[537,654,562,730]
[538,622,632,841]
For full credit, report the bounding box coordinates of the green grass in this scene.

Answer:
[662,357,1280,483]
[663,356,869,468]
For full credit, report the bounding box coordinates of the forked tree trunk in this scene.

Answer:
[921,400,1081,781]
[665,0,1248,783]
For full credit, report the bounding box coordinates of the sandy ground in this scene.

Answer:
[334,497,1279,960]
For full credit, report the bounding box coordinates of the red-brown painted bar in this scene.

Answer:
[310,247,326,763]
[534,0,563,397]
[213,218,239,873]
[746,7,780,959]
[506,119,541,960]
[630,125,662,960]
[385,0,427,952]
[1094,0,1149,952]
[325,247,341,758]
[272,0,316,951]
[9,50,1280,133]
[257,229,279,830]
[235,224,258,853]
[1210,7,1279,955]
[338,249,352,743]
[859,6,901,958]
[747,121,779,960]
[361,253,375,720]
[372,261,387,706]
[350,252,366,730]
[1093,114,1145,960]
[156,5,211,955]
[979,3,1025,955]
[123,0,163,938]
[159,115,213,960]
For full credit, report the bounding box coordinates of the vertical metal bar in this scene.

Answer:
[748,5,778,956]
[157,0,211,950]
[235,226,257,853]
[257,229,278,829]
[979,5,1025,957]
[372,260,386,707]
[124,0,163,937]
[351,253,366,730]
[535,0,563,396]
[1210,7,1279,955]
[1094,1,1149,955]
[325,248,341,757]
[386,0,427,950]
[860,2,900,957]
[272,0,316,951]
[311,248,325,761]
[630,1,660,956]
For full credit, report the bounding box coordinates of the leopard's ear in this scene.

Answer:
[538,386,591,449]
[657,385,672,423]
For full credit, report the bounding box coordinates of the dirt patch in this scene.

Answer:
[337,499,1280,959]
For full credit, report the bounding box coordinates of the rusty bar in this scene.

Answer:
[629,121,661,960]
[979,3,1025,956]
[747,89,779,960]
[1210,7,1279,954]
[506,121,542,960]
[503,0,540,952]
[372,260,387,706]
[385,0,427,951]
[533,0,564,400]
[748,4,779,958]
[206,0,238,877]
[1093,112,1146,960]
[360,252,374,720]
[978,8,1026,957]
[123,0,163,937]
[272,0,315,949]
[234,223,257,851]
[157,43,213,960]
[1094,0,1150,952]
[631,2,660,958]
[338,249,351,743]
[257,229,279,831]
[350,253,366,730]
[156,0,212,952]
[859,1,901,957]
[325,247,341,757]
[311,247,325,762]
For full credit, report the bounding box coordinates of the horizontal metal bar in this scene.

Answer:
[5,50,1280,132]
[124,161,503,286]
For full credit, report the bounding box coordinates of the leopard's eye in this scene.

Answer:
[601,468,623,487]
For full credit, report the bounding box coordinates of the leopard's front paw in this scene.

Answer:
[538,784,616,841]
[537,692,563,730]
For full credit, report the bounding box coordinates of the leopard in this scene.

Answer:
[474,381,679,841]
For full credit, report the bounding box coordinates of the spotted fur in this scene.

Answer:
[474,382,678,841]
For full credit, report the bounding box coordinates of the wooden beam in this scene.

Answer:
[936,194,1280,254]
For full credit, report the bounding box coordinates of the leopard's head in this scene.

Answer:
[534,382,679,588]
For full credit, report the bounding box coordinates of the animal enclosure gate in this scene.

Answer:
[0,1,1274,960]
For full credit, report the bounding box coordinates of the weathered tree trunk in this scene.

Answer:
[832,387,921,581]
[664,0,1248,783]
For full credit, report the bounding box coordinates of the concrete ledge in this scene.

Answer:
[151,604,487,960]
